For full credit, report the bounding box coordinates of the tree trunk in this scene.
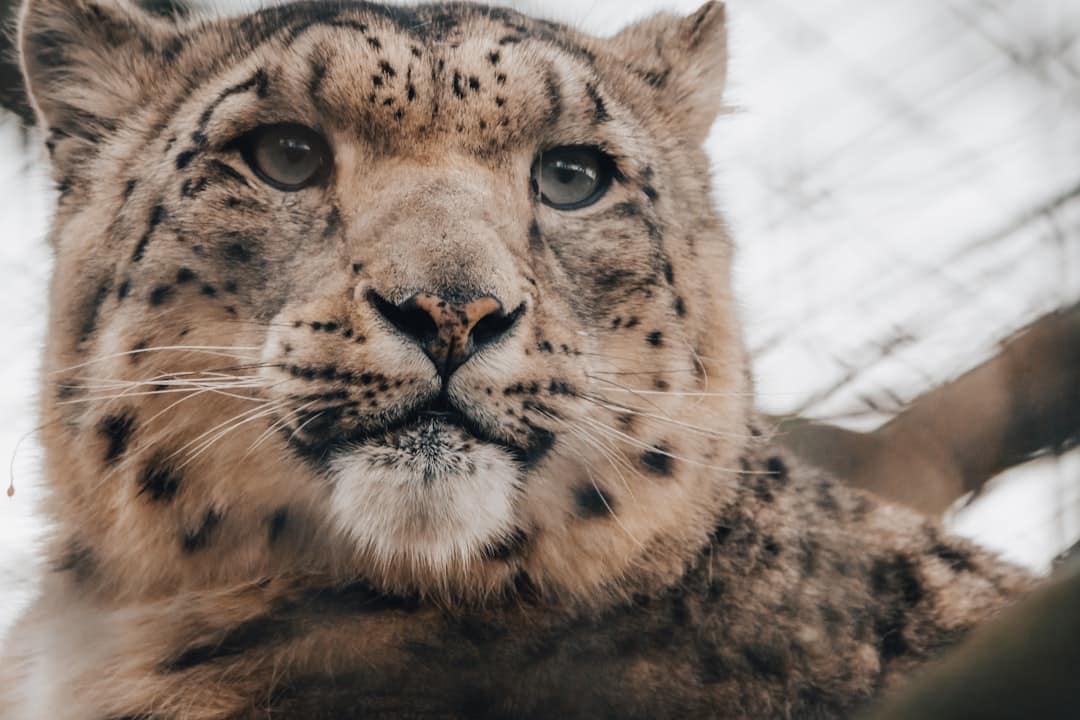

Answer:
[779,302,1080,516]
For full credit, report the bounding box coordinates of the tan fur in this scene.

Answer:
[1,2,1033,718]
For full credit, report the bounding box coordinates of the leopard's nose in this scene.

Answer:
[366,290,525,378]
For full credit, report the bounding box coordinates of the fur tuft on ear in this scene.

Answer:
[18,0,181,147]
[611,1,728,144]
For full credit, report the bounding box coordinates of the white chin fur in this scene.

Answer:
[327,423,522,571]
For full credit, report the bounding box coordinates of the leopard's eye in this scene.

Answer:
[241,124,331,191]
[534,146,614,210]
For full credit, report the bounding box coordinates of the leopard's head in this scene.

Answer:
[21,0,749,603]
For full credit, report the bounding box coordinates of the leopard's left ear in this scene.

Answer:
[611,1,728,144]
[18,0,181,158]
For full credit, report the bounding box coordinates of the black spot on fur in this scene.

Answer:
[224,241,251,263]
[528,220,543,251]
[175,149,197,170]
[641,446,673,476]
[323,206,341,239]
[543,69,562,125]
[766,456,788,480]
[638,66,671,88]
[149,285,175,306]
[132,204,166,262]
[308,61,327,103]
[163,614,290,672]
[743,641,788,677]
[181,176,208,198]
[176,267,196,284]
[816,478,840,515]
[514,424,556,468]
[574,484,614,518]
[99,413,136,465]
[481,528,528,561]
[646,330,663,346]
[78,280,112,343]
[754,476,775,503]
[207,159,249,187]
[930,542,975,572]
[870,554,925,661]
[138,455,181,503]
[762,536,781,559]
[452,72,466,98]
[55,541,95,584]
[643,184,659,202]
[584,82,611,123]
[268,507,289,544]
[674,297,686,317]
[182,509,222,554]
[662,261,675,284]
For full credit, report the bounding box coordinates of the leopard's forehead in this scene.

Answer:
[177,2,629,159]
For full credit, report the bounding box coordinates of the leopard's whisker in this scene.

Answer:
[176,400,291,470]
[582,451,647,551]
[84,388,277,491]
[48,345,262,376]
[683,338,712,409]
[583,385,754,398]
[586,368,701,376]
[567,422,643,506]
[242,400,319,459]
[579,416,753,475]
[168,399,289,466]
[579,391,750,441]
[583,374,678,421]
[59,385,268,406]
[286,407,331,441]
[525,404,643,505]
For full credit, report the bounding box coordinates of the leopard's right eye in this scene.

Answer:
[239,124,332,191]
[533,145,615,211]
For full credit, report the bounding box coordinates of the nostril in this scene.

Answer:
[366,290,439,344]
[470,302,525,350]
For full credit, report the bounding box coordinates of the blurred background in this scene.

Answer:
[1,0,1078,640]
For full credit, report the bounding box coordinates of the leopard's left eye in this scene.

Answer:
[240,123,332,191]
[533,146,614,210]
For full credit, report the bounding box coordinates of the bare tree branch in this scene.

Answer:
[779,302,1080,515]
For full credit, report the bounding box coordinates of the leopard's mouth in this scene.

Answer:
[283,394,554,470]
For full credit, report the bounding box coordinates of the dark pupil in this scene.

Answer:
[555,165,578,184]
[279,137,311,164]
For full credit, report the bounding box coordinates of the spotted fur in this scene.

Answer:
[1,1,1033,718]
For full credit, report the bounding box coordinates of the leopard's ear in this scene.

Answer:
[611,1,728,144]
[18,0,181,151]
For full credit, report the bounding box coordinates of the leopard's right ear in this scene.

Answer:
[611,2,728,145]
[18,0,181,153]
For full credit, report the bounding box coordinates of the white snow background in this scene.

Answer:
[2,0,1079,639]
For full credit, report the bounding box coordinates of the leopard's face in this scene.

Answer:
[22,0,750,601]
